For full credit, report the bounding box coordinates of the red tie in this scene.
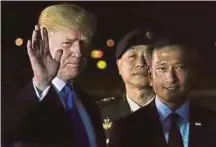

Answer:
[168,113,184,147]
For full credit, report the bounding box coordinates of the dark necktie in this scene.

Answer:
[168,113,184,147]
[60,83,90,147]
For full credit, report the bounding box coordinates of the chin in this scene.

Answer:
[133,77,149,83]
[136,82,149,88]
[59,68,80,81]
[164,92,186,102]
[67,66,80,73]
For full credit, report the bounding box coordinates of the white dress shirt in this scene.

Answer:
[33,77,97,147]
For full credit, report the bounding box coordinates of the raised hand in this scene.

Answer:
[27,25,63,91]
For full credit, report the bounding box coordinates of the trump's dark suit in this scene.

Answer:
[3,82,106,147]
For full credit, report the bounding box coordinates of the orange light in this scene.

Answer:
[106,39,114,47]
[15,38,24,46]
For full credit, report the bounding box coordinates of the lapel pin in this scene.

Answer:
[195,122,202,126]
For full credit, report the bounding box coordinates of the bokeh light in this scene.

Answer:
[106,39,114,47]
[15,38,24,46]
[91,50,104,59]
[97,60,107,70]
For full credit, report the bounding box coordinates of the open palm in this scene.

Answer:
[27,25,63,90]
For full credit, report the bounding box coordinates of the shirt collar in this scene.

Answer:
[52,77,67,93]
[126,94,154,112]
[155,95,189,122]
[126,95,141,112]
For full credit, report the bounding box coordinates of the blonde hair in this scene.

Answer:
[38,3,97,46]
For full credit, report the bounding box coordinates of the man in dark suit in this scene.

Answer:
[98,29,155,145]
[3,4,106,147]
[109,31,216,147]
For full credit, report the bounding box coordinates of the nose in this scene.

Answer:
[165,67,178,84]
[70,40,82,58]
[135,56,147,68]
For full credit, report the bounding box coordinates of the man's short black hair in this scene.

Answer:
[152,30,199,68]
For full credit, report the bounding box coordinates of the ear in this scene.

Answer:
[148,67,153,87]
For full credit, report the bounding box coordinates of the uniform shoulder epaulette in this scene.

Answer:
[97,97,116,104]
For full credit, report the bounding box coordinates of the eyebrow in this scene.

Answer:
[65,36,87,41]
[155,61,186,67]
[155,61,167,66]
[65,38,77,42]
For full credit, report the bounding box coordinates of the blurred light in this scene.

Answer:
[91,49,104,59]
[97,60,107,70]
[15,38,24,46]
[106,39,114,47]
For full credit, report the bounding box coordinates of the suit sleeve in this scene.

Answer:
[2,81,59,145]
[2,82,40,144]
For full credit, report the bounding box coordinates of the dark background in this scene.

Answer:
[2,1,216,102]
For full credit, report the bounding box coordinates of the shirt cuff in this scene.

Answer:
[32,79,51,101]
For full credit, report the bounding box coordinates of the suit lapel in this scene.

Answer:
[73,86,105,147]
[73,87,97,129]
[144,100,167,147]
[189,104,204,147]
[42,85,69,118]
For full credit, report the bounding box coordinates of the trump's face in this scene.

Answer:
[117,45,152,88]
[48,28,88,81]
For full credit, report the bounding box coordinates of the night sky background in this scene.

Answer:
[2,1,216,102]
